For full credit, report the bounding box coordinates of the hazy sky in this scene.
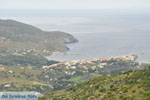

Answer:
[0,0,150,9]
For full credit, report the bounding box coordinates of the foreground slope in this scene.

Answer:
[39,64,150,100]
[0,19,78,56]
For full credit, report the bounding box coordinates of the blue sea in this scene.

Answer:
[1,9,150,62]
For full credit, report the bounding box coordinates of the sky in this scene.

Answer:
[0,0,150,9]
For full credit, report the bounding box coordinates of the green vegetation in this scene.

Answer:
[0,19,78,56]
[39,65,150,100]
[0,54,46,67]
[0,53,58,67]
[0,66,47,93]
[0,57,145,94]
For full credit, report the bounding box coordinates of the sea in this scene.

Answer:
[0,9,150,62]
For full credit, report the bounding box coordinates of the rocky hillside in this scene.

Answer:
[0,19,78,56]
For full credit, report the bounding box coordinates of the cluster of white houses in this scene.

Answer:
[43,55,136,69]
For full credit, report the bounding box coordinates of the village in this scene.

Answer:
[42,55,137,69]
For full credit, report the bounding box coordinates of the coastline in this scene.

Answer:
[43,55,138,69]
[48,39,79,57]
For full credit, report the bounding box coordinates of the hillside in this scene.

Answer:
[0,55,142,94]
[0,19,78,56]
[39,64,150,100]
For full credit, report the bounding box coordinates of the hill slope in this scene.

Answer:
[39,64,150,100]
[0,19,78,56]
[0,56,141,94]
